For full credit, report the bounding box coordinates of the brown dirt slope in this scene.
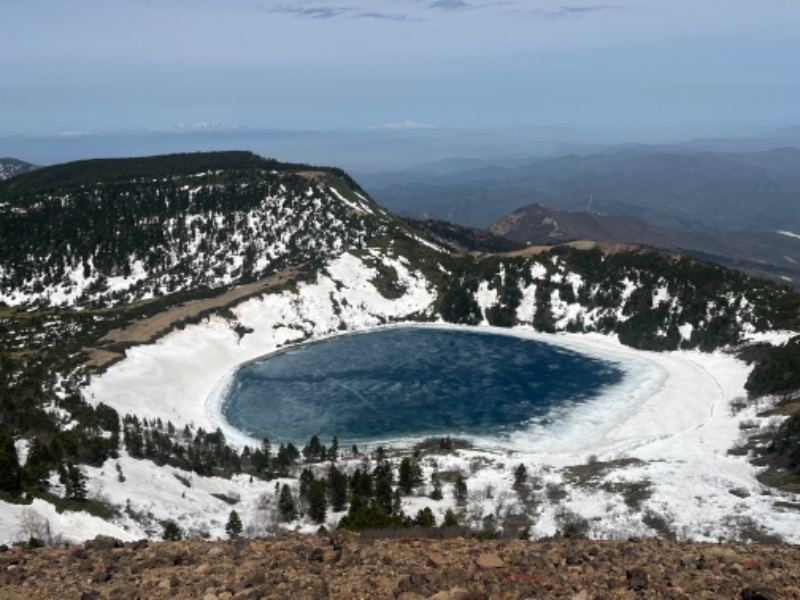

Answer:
[1,533,799,599]
[84,265,305,372]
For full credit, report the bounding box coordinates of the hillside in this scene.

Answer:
[490,203,800,289]
[0,151,387,307]
[0,158,36,181]
[1,151,800,548]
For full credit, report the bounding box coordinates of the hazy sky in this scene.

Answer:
[2,0,799,139]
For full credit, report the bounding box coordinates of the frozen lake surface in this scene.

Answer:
[220,327,624,445]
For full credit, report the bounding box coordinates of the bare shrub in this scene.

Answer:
[554,508,589,539]
[17,508,62,546]
[642,509,677,540]
[545,482,568,503]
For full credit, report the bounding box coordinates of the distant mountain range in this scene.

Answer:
[0,157,36,180]
[490,204,800,289]
[362,147,800,233]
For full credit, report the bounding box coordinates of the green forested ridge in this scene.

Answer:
[1,151,799,515]
[0,151,363,198]
[0,151,381,307]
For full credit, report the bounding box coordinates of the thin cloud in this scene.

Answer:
[370,120,435,130]
[430,0,471,9]
[272,4,413,21]
[272,5,352,19]
[536,5,620,18]
[356,11,417,21]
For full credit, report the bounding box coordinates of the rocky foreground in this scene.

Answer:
[2,534,800,599]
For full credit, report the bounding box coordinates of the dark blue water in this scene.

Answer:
[221,327,624,445]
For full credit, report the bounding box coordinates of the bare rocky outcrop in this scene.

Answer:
[1,533,799,599]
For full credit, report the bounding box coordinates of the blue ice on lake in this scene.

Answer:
[220,327,624,445]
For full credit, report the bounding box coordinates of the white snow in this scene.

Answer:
[530,262,547,280]
[652,284,670,308]
[678,322,694,341]
[515,281,537,322]
[742,330,797,346]
[474,281,498,324]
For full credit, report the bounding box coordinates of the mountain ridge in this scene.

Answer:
[362,146,800,232]
[490,203,800,288]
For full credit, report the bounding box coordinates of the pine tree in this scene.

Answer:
[327,464,348,512]
[59,461,87,501]
[443,509,459,528]
[299,468,315,498]
[414,507,436,528]
[225,510,243,539]
[162,520,183,541]
[307,479,327,523]
[454,475,468,503]
[375,472,393,514]
[398,457,422,495]
[0,431,21,493]
[398,457,414,495]
[278,484,296,522]
[302,435,324,463]
[513,463,528,489]
[328,436,339,461]
[429,473,443,500]
[350,468,373,499]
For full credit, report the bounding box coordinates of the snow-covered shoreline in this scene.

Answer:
[84,252,740,461]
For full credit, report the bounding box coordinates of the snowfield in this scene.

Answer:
[2,251,799,546]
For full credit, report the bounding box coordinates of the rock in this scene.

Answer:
[627,566,648,591]
[475,553,503,569]
[427,553,447,568]
[84,535,123,551]
[110,584,140,599]
[2,535,800,599]
[741,588,772,600]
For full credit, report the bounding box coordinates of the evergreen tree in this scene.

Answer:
[307,479,327,523]
[453,475,468,503]
[225,510,243,539]
[327,464,348,512]
[414,507,436,528]
[25,439,53,485]
[328,436,339,461]
[162,520,183,541]
[278,484,296,522]
[429,473,443,501]
[350,468,373,499]
[274,443,298,476]
[513,463,528,489]
[375,471,393,514]
[338,495,406,531]
[302,434,325,463]
[59,461,87,501]
[442,509,459,528]
[0,431,21,493]
[299,467,315,498]
[398,457,422,495]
